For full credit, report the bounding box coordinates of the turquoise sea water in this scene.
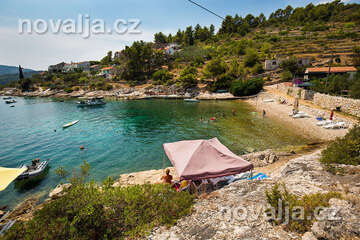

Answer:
[0,97,307,208]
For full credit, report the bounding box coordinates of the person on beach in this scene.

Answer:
[263,110,266,118]
[161,169,173,184]
[200,116,203,122]
[232,109,236,116]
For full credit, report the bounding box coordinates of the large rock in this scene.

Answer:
[242,149,279,167]
[49,183,72,199]
[302,232,317,240]
[271,150,332,196]
[311,198,360,240]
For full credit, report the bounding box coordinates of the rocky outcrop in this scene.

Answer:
[271,150,333,195]
[243,149,279,167]
[48,183,72,199]
[311,198,360,240]
[147,180,301,240]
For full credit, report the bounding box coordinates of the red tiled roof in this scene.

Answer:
[306,67,357,73]
[101,67,113,70]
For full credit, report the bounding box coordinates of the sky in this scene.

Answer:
[0,0,358,70]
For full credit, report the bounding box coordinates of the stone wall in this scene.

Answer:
[275,83,315,100]
[313,93,360,117]
[274,83,360,117]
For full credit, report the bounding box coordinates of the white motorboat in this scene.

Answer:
[184,99,199,103]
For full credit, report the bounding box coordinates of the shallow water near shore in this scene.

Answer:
[0,97,308,208]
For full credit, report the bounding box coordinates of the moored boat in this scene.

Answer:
[77,98,106,107]
[63,120,79,128]
[5,100,16,104]
[184,98,199,103]
[16,159,49,181]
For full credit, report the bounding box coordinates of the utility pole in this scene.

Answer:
[325,52,334,93]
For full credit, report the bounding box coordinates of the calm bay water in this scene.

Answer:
[0,97,307,208]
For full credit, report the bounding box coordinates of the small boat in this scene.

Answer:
[77,98,106,107]
[10,105,15,108]
[184,99,199,103]
[2,97,12,100]
[63,120,79,128]
[263,99,274,103]
[16,159,49,181]
[5,100,16,104]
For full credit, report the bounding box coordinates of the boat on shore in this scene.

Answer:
[63,120,79,128]
[16,159,49,181]
[77,98,106,107]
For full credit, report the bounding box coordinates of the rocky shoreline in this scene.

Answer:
[0,85,250,101]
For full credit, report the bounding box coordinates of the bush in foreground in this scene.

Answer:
[266,184,341,233]
[2,171,194,240]
[320,125,360,166]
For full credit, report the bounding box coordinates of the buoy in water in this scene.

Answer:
[80,145,85,150]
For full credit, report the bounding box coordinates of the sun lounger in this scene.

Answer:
[289,111,305,116]
[292,112,310,118]
[316,120,333,126]
[323,122,346,129]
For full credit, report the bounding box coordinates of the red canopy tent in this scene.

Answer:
[163,138,253,180]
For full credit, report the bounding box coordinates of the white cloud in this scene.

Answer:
[0,26,155,70]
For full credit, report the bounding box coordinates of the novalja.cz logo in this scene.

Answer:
[18,14,142,39]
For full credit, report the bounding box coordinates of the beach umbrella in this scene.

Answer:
[0,167,27,191]
[163,138,253,180]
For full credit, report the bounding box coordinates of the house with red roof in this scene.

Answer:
[99,66,115,79]
[304,66,357,81]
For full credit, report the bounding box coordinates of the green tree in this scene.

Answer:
[203,58,228,79]
[244,48,259,67]
[352,46,360,66]
[184,26,194,46]
[154,32,168,44]
[101,51,112,65]
[178,66,197,88]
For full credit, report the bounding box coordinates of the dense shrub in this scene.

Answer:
[310,74,353,96]
[266,184,341,233]
[230,78,263,96]
[350,76,360,99]
[203,58,228,79]
[244,48,259,67]
[2,165,194,240]
[321,125,360,166]
[178,66,198,88]
[152,69,173,83]
[301,24,329,32]
[64,87,73,93]
[281,70,293,82]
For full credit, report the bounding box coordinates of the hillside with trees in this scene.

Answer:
[4,0,360,97]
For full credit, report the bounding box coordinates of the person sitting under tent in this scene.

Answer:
[161,169,173,184]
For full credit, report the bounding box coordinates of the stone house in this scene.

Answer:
[304,66,357,81]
